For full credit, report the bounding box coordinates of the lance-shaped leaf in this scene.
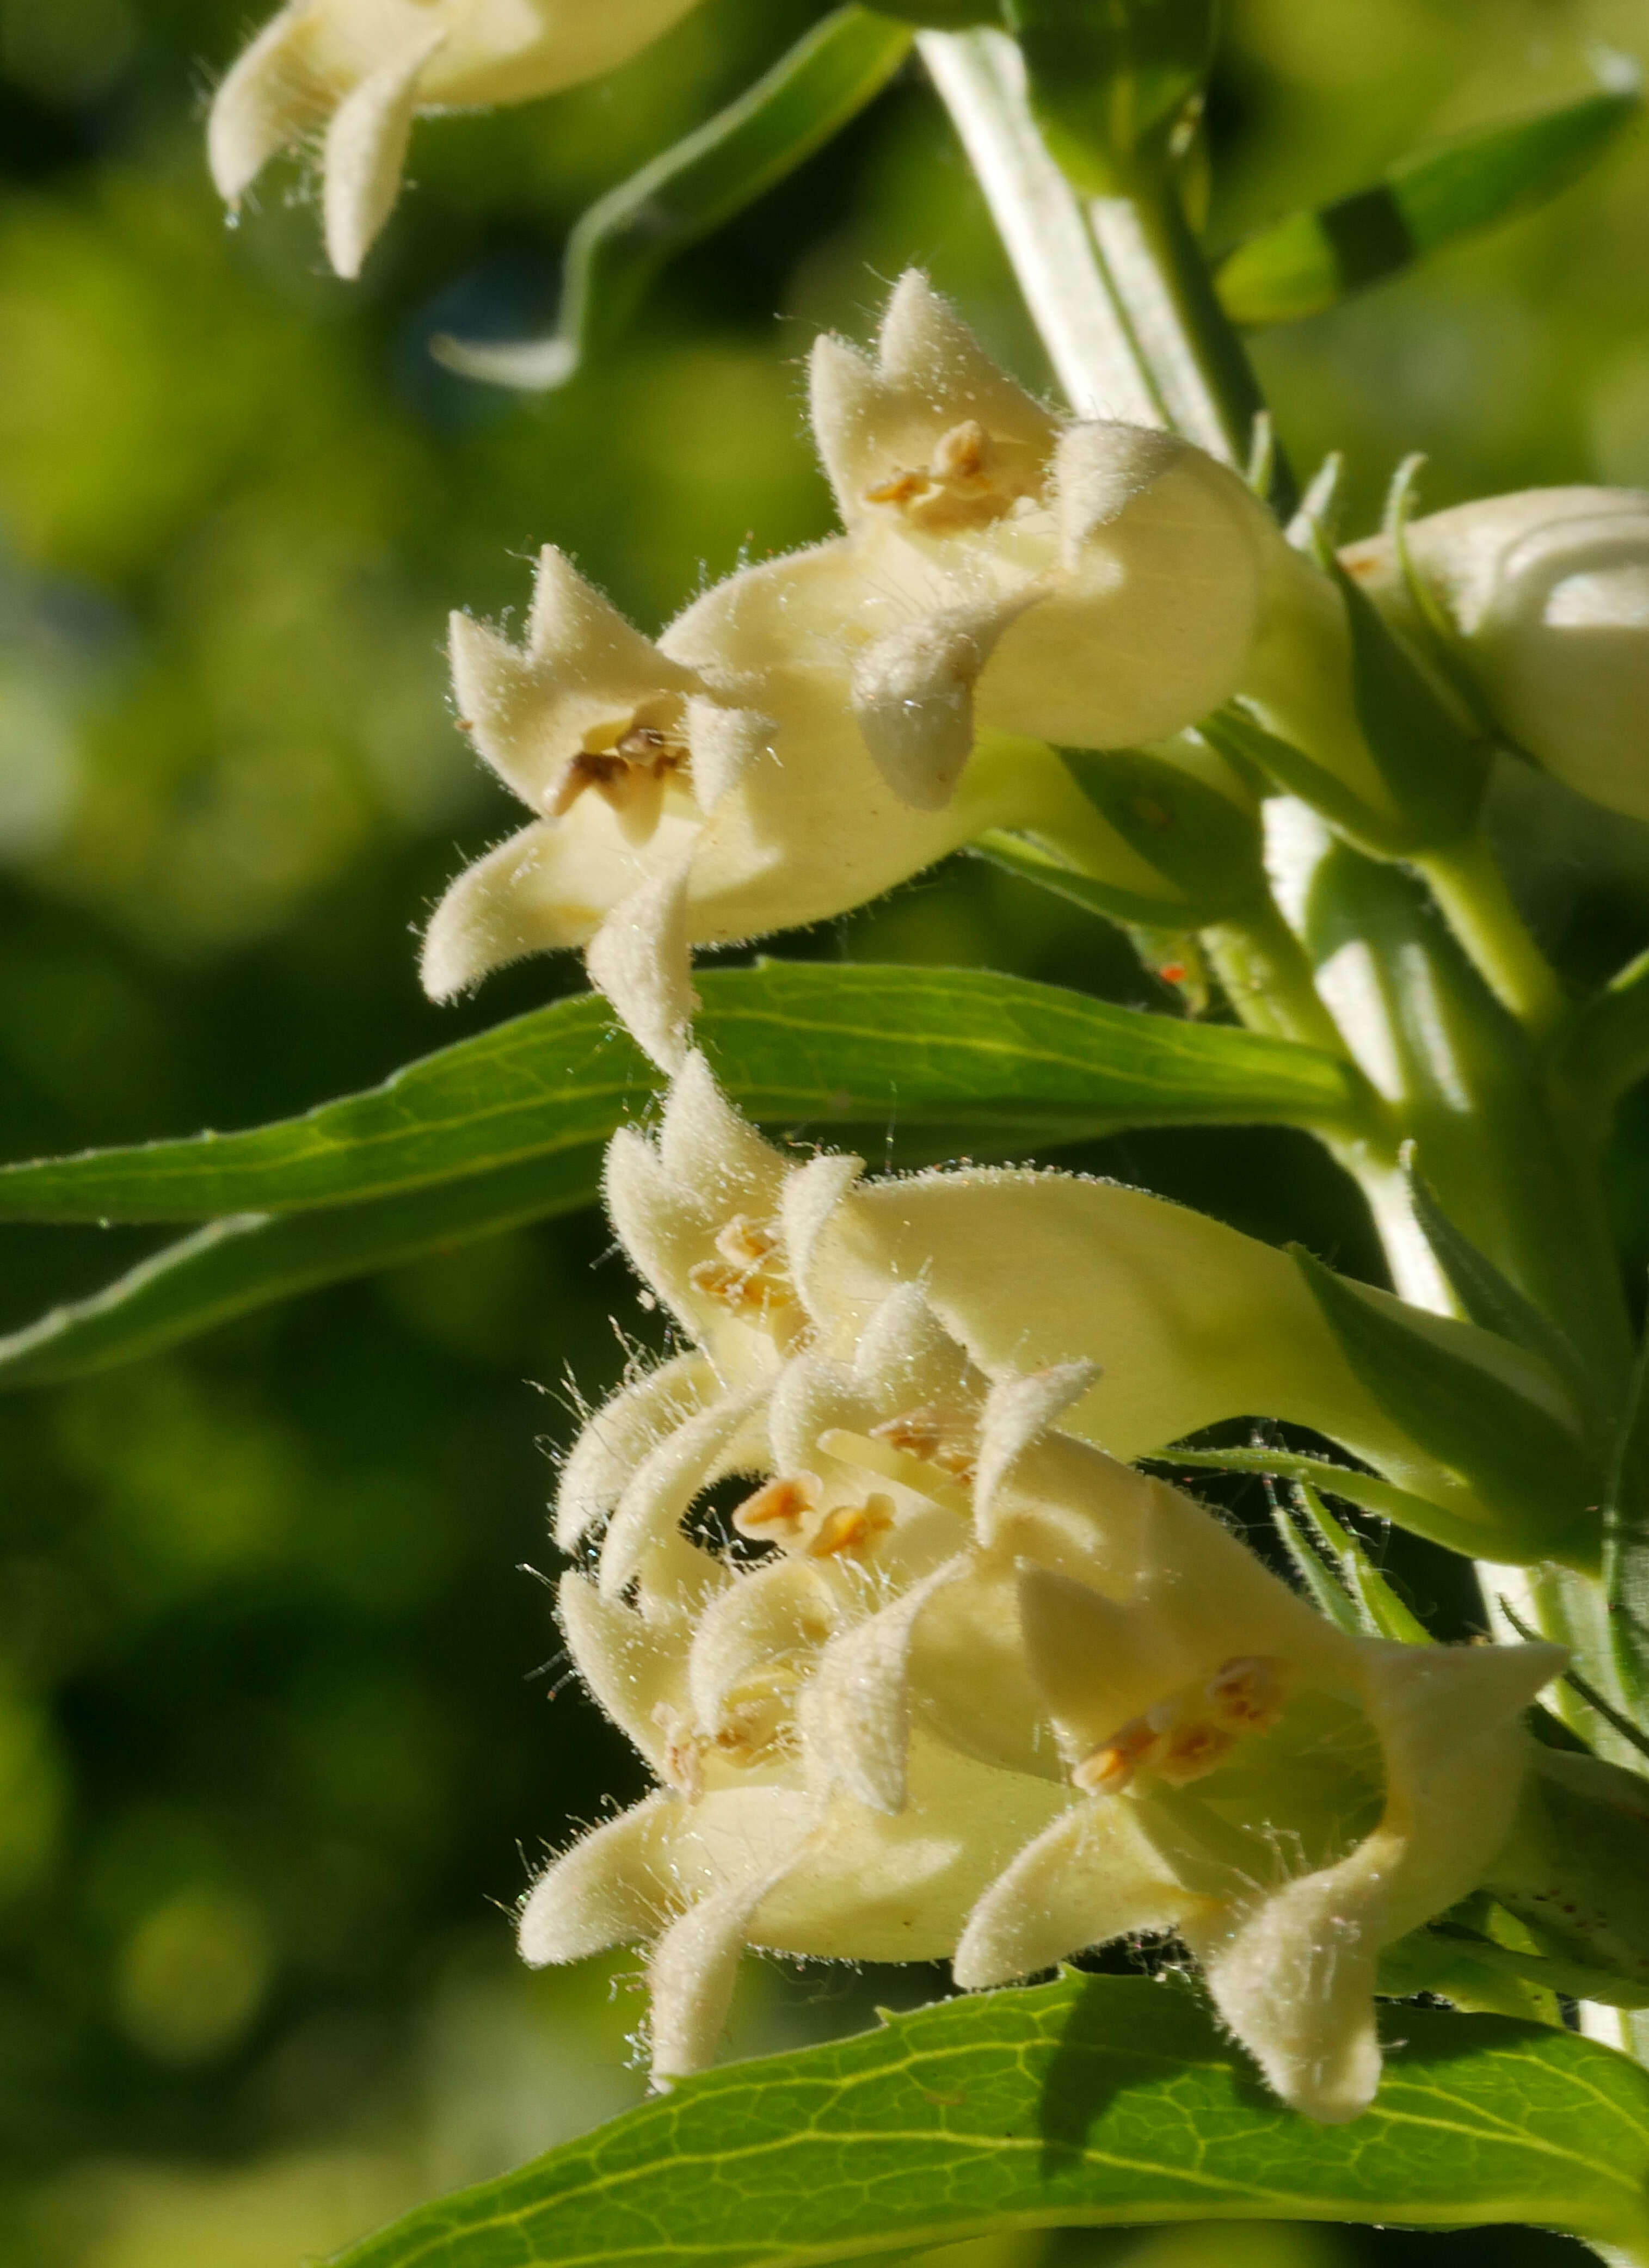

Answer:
[433,9,912,390]
[1059,743,1267,923]
[1606,1320,1649,1718]
[0,1150,605,1391]
[1403,1150,1598,1422]
[1291,1246,1601,1567]
[323,1974,1649,2267]
[0,965,1368,1225]
[1334,557,1490,847]
[1217,75,1642,328]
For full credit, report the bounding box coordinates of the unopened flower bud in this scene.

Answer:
[209,0,704,278]
[1344,486,1649,823]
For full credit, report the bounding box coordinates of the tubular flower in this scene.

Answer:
[802,273,1294,808]
[419,545,1169,1069]
[556,1059,1563,1594]
[520,1126,1561,2115]
[1343,487,1649,823]
[208,0,703,278]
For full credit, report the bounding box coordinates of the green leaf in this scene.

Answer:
[969,829,1196,927]
[1155,1445,1497,1562]
[1291,1478,1432,1644]
[1375,1920,1564,2028]
[1216,77,1641,326]
[1059,746,1266,921]
[1332,557,1490,848]
[324,1974,1649,2267]
[1291,1245,1599,1565]
[1605,1324,1649,1719]
[0,965,1368,1225]
[1201,705,1409,861]
[0,1149,605,1391]
[1558,941,1649,1116]
[432,10,912,390]
[1268,1494,1365,1635]
[1402,1150,1596,1418]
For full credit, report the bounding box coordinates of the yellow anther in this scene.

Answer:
[930,418,989,484]
[731,1472,820,1543]
[1073,1716,1161,1796]
[807,1494,895,1560]
[715,1214,779,1267]
[1205,1654,1287,1731]
[862,421,1042,532]
[688,1214,794,1321]
[1155,1718,1238,1786]
[816,1428,973,1517]
[871,1403,977,1482]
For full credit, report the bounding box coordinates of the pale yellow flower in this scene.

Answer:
[800,273,1291,808]
[513,1066,1562,2117]
[418,545,1178,1069]
[209,0,703,276]
[519,1079,1561,2113]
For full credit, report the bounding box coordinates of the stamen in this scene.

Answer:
[731,1473,820,1543]
[1073,1716,1161,1795]
[815,1427,973,1517]
[1155,1719,1238,1785]
[871,1403,977,1482]
[546,719,691,818]
[930,418,988,484]
[861,421,1043,532]
[711,1696,792,1764]
[651,1704,707,1802]
[1075,1660,1287,1797]
[864,468,933,508]
[807,1494,895,1560]
[1205,1655,1287,1731]
[715,1215,779,1267]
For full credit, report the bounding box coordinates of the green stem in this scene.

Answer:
[1416,833,1567,1040]
[917,28,1166,424]
[918,27,1296,515]
[1086,161,1292,506]
[1201,899,1353,1058]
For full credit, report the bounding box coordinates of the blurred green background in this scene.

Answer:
[1,1,1647,2262]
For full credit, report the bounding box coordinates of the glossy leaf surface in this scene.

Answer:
[433,10,912,390]
[1216,79,1641,327]
[0,965,1366,1224]
[326,1974,1649,2267]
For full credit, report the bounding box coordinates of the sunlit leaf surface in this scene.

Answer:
[327,1975,1649,2268]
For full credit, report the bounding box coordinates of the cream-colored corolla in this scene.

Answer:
[208,0,704,277]
[1344,487,1649,824]
[520,1086,1561,2115]
[418,543,1186,1069]
[418,279,1305,1063]
[803,273,1291,809]
[560,1057,1564,1595]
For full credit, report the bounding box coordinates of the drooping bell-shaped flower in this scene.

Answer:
[803,272,1293,808]
[419,545,1164,1068]
[519,1173,1561,2116]
[556,1058,1564,1597]
[208,0,704,278]
[1344,486,1649,823]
